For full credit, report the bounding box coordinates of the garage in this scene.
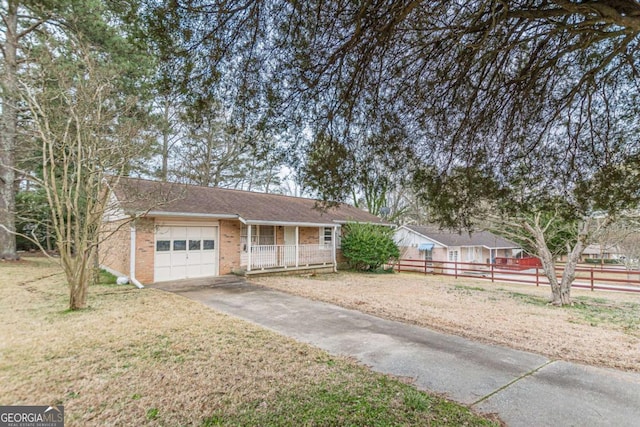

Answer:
[154,225,218,281]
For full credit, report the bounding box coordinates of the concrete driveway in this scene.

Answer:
[159,280,640,427]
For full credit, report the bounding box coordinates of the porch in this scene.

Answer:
[241,244,336,272]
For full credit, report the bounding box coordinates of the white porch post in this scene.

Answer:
[332,225,338,272]
[295,226,299,267]
[247,224,252,272]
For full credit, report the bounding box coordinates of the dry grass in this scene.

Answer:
[251,271,640,372]
[0,258,497,426]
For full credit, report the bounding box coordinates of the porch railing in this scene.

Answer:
[248,244,333,270]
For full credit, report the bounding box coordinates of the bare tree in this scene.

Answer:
[174,101,248,187]
[173,104,285,191]
[20,36,152,310]
[155,92,184,181]
[2,0,151,258]
[485,210,612,305]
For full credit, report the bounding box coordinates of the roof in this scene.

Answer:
[109,176,387,226]
[583,244,622,255]
[401,225,520,249]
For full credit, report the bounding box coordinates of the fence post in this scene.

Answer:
[590,268,594,291]
[536,267,539,287]
[455,261,458,279]
[424,259,427,275]
[491,262,494,283]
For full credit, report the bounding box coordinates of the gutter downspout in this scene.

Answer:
[129,223,144,289]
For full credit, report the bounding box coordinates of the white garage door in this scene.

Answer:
[154,226,218,281]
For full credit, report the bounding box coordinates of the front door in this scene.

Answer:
[283,226,296,266]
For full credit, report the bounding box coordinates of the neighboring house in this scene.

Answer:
[394,225,522,267]
[100,177,386,284]
[581,244,623,261]
[555,244,624,263]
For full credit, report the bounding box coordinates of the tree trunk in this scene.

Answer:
[0,1,19,260]
[66,254,91,310]
[536,244,564,305]
[69,281,87,310]
[69,278,88,310]
[534,219,591,306]
[523,215,585,306]
[160,97,170,181]
[554,224,589,305]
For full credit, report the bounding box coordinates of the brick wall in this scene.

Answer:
[219,220,241,274]
[299,227,320,245]
[134,218,155,283]
[99,219,131,276]
[275,226,284,245]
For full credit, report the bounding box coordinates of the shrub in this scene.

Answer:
[584,258,621,265]
[341,222,399,271]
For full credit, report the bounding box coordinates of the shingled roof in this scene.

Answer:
[109,176,386,226]
[403,225,520,249]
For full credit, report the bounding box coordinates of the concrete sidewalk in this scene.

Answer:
[167,281,640,427]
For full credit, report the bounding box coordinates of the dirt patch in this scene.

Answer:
[251,271,640,372]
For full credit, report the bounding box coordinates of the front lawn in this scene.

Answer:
[0,257,498,426]
[252,271,640,372]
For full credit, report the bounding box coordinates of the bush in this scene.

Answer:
[341,222,399,271]
[584,258,621,265]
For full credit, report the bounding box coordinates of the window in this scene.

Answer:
[424,249,433,261]
[189,240,201,251]
[259,226,275,245]
[240,225,275,250]
[156,240,170,251]
[203,240,215,250]
[321,227,333,245]
[173,240,186,251]
[448,250,458,262]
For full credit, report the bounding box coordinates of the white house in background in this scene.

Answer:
[581,244,624,261]
[394,225,522,266]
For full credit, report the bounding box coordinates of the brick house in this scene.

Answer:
[100,177,386,285]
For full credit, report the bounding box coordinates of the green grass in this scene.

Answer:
[454,284,486,292]
[146,407,159,420]
[201,374,497,427]
[570,297,640,334]
[506,292,549,306]
[97,268,118,285]
[344,267,396,275]
[504,291,640,336]
[574,295,608,305]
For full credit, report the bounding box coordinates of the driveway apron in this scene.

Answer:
[168,281,640,427]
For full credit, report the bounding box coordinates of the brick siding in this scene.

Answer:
[219,220,241,274]
[99,219,131,276]
[134,218,155,283]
